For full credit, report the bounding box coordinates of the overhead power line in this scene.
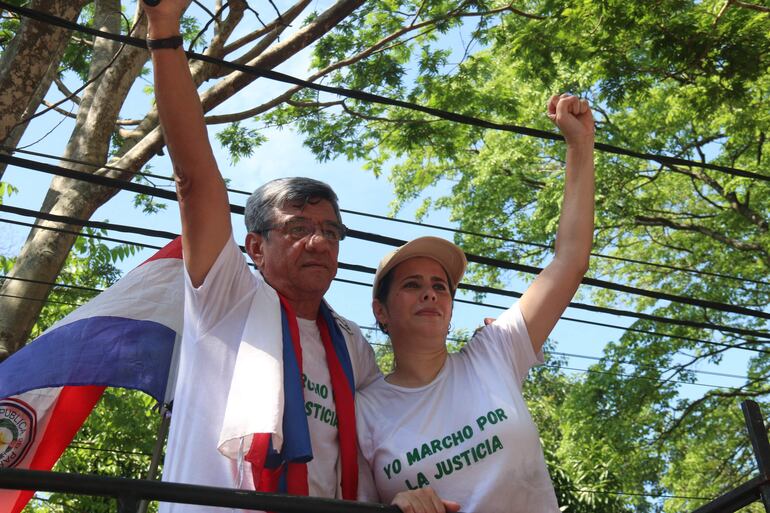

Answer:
[2,1,769,184]
[3,269,751,386]
[362,328,753,383]
[335,276,770,345]
[3,153,769,333]
[0,217,164,250]
[4,199,770,342]
[4,216,762,358]
[9,145,765,288]
[4,211,770,352]
[0,284,748,390]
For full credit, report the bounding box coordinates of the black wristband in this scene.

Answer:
[146,35,183,50]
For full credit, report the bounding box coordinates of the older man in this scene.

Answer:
[144,2,379,511]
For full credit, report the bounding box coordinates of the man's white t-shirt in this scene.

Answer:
[160,236,380,512]
[356,303,560,513]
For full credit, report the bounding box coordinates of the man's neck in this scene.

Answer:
[288,296,323,320]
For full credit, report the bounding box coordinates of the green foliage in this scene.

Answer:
[24,389,162,513]
[0,181,18,203]
[0,1,23,52]
[132,172,169,214]
[216,122,268,165]
[180,14,206,51]
[4,231,155,513]
[272,1,770,509]
[6,0,769,510]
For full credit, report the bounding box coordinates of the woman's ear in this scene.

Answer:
[372,299,389,326]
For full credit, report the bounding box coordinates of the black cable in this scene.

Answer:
[0,210,768,353]
[339,208,770,288]
[0,275,101,294]
[333,277,770,346]
[0,292,82,307]
[3,147,177,188]
[7,216,761,358]
[369,341,742,390]
[3,262,752,384]
[0,217,163,250]
[7,146,767,288]
[68,442,152,458]
[4,200,770,342]
[551,365,742,391]
[12,6,145,132]
[4,153,769,330]
[550,350,749,381]
[360,327,753,383]
[0,203,179,240]
[1,0,768,184]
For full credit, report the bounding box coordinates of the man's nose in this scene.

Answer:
[305,229,332,249]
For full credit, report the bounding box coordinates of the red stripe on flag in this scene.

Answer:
[10,385,104,513]
[141,237,183,265]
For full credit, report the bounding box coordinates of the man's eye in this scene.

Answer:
[288,224,311,237]
[323,229,340,241]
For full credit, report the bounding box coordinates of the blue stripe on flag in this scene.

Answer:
[0,316,175,402]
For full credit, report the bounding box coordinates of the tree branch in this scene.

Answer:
[54,76,82,105]
[218,0,311,73]
[732,0,770,13]
[656,382,770,443]
[42,100,77,119]
[635,215,767,255]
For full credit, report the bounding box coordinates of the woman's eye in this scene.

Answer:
[433,283,448,291]
[404,281,420,288]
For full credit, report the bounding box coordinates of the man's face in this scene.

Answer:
[246,199,340,313]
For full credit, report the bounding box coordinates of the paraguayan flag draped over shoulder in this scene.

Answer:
[0,238,185,513]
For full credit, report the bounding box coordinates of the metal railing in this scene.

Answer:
[0,400,768,513]
[0,466,399,513]
[692,400,770,513]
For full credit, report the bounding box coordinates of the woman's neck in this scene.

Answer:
[386,338,448,387]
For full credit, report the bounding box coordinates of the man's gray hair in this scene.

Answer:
[244,177,342,234]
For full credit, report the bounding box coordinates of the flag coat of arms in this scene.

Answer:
[0,238,184,513]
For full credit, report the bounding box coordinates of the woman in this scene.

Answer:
[356,93,594,513]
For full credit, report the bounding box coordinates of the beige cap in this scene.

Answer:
[372,236,468,299]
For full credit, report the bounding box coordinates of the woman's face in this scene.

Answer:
[374,256,453,341]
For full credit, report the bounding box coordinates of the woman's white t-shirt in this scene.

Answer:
[356,303,559,513]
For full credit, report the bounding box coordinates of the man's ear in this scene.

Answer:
[245,232,266,268]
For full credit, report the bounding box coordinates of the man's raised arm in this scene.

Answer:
[145,0,232,286]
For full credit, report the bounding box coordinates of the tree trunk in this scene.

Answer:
[0,0,90,179]
[0,0,367,359]
[0,0,149,359]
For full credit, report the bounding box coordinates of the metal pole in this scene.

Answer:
[137,404,172,513]
[119,495,142,513]
[741,400,770,513]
